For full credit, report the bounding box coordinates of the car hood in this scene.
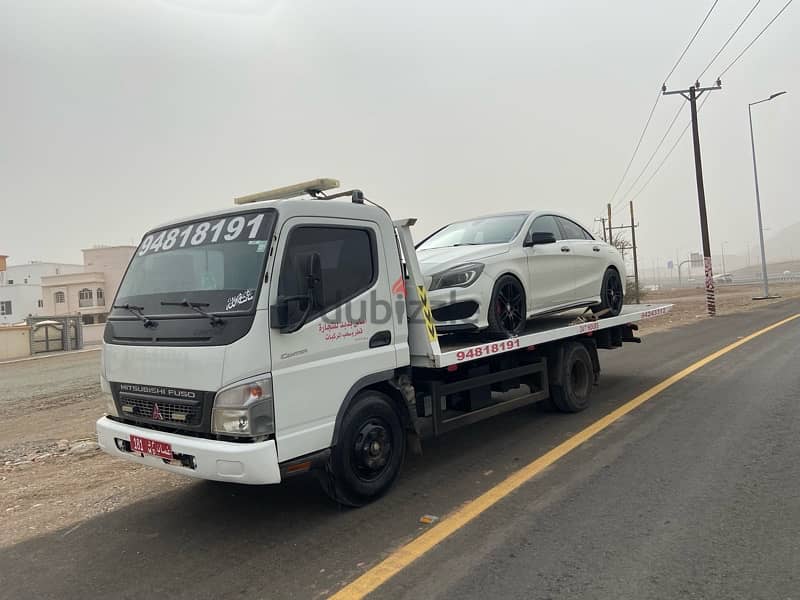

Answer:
[417,243,510,274]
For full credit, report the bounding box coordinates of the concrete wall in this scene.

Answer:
[0,325,31,361]
[82,323,106,345]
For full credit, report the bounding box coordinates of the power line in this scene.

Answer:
[664,0,721,84]
[606,91,661,206]
[629,94,713,203]
[697,0,763,81]
[718,0,795,77]
[607,0,721,209]
[613,102,687,214]
[625,0,794,209]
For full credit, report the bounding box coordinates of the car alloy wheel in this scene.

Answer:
[489,275,526,336]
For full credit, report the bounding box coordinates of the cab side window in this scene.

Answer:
[529,215,562,241]
[278,226,377,320]
[556,217,594,240]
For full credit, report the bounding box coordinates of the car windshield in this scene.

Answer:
[114,209,276,316]
[418,214,528,249]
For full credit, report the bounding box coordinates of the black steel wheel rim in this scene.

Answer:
[606,272,623,312]
[495,281,524,332]
[351,418,393,482]
[570,358,590,397]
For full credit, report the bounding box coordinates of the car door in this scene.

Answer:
[268,217,398,462]
[554,216,603,302]
[524,215,577,312]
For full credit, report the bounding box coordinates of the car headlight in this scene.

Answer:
[429,263,485,291]
[212,376,274,437]
[100,373,118,417]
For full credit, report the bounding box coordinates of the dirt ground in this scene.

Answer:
[635,282,800,334]
[2,282,799,548]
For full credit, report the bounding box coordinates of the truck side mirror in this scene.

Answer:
[270,252,324,333]
[524,231,557,247]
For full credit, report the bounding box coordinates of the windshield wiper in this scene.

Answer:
[161,299,224,326]
[452,243,483,246]
[112,304,157,328]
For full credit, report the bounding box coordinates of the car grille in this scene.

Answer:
[114,383,210,430]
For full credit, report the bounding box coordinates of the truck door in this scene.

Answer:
[268,217,397,462]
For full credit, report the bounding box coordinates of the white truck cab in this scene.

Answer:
[97,179,670,506]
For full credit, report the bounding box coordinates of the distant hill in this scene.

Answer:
[731,259,800,278]
[710,221,800,275]
[762,221,800,263]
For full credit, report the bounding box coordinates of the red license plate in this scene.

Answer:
[130,434,173,460]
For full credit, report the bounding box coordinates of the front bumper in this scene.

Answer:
[96,416,281,485]
[427,284,490,331]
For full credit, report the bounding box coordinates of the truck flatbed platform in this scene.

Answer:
[415,303,672,368]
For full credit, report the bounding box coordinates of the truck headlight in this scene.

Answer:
[100,373,118,417]
[429,263,484,291]
[212,376,274,437]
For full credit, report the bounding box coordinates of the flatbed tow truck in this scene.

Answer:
[96,179,671,506]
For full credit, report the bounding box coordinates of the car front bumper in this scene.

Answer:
[426,280,492,330]
[96,416,281,485]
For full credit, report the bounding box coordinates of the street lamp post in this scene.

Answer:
[749,91,786,300]
[721,241,727,275]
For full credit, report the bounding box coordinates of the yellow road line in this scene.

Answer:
[330,312,800,599]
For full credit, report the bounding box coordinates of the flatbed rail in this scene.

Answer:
[416,303,672,368]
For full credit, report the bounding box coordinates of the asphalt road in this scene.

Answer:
[2,300,799,599]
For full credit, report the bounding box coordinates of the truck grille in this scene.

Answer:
[114,383,210,430]
[119,396,202,426]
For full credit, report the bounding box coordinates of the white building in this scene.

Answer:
[0,257,84,325]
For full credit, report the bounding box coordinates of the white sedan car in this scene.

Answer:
[416,211,626,336]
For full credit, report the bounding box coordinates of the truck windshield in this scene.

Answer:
[418,213,528,249]
[114,209,276,317]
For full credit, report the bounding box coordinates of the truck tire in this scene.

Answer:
[487,275,526,337]
[549,341,593,413]
[318,390,406,507]
[592,267,624,317]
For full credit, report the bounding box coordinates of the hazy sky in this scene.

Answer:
[1,0,797,275]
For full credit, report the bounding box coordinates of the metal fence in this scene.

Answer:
[25,316,83,354]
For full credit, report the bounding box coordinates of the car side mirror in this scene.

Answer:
[270,252,324,333]
[524,231,557,246]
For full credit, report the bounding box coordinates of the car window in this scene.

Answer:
[418,214,528,249]
[556,217,593,240]
[278,226,376,321]
[529,215,562,241]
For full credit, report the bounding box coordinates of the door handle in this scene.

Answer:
[560,246,570,253]
[369,330,392,348]
[593,246,601,252]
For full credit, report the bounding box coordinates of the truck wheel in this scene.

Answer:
[549,342,593,413]
[319,391,406,507]
[487,275,526,337]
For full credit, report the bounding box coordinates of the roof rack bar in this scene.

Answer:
[234,178,340,205]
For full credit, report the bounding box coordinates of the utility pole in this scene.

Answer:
[663,80,722,316]
[595,218,608,242]
[608,213,640,304]
[629,201,640,303]
[607,204,613,246]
